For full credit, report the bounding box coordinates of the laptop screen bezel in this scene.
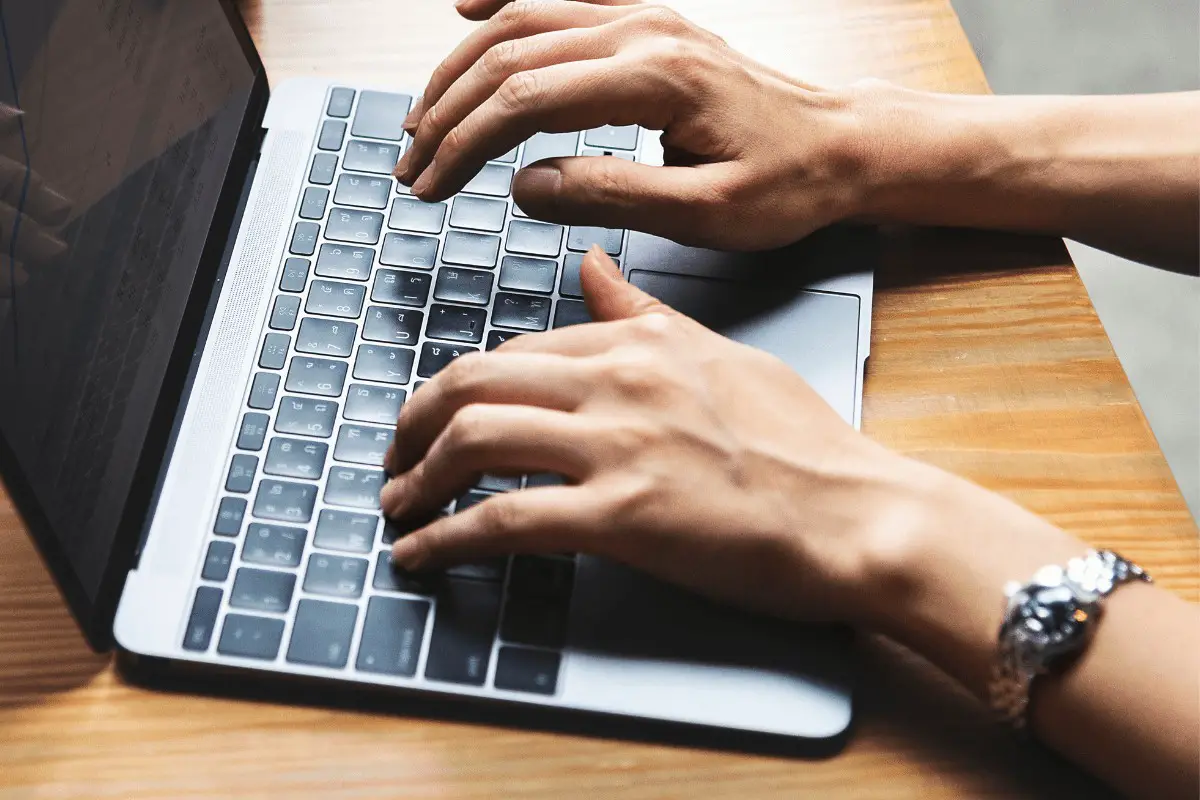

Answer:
[0,0,271,652]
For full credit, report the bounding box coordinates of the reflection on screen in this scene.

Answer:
[0,0,254,599]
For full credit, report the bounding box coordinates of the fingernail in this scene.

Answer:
[403,97,423,133]
[380,477,406,515]
[394,150,412,183]
[411,160,436,196]
[515,164,562,201]
[391,537,425,570]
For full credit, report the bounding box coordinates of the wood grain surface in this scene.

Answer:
[2,1,1195,798]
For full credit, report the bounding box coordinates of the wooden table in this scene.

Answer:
[2,1,1196,797]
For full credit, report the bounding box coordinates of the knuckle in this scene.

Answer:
[437,351,487,401]
[482,39,522,81]
[603,346,668,399]
[497,70,543,114]
[631,312,675,340]
[442,403,491,452]
[495,0,540,29]
[421,100,446,136]
[635,5,688,34]
[479,495,522,537]
[579,158,637,205]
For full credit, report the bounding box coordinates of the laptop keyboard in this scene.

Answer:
[182,88,638,697]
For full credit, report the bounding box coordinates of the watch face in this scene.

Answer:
[1014,584,1097,662]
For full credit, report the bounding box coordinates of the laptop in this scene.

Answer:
[0,1,871,742]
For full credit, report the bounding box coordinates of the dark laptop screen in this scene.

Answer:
[0,2,258,618]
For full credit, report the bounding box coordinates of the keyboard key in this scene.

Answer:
[506,220,563,258]
[326,207,384,245]
[477,474,522,492]
[299,187,329,220]
[567,226,623,256]
[351,90,412,141]
[486,330,521,351]
[343,139,400,174]
[285,356,348,397]
[309,153,338,185]
[183,587,223,651]
[389,197,447,234]
[290,221,320,256]
[561,252,618,299]
[260,333,291,371]
[225,454,258,493]
[344,383,405,425]
[442,231,500,268]
[494,647,561,695]
[269,295,301,330]
[280,257,310,292]
[295,318,357,358]
[521,131,579,167]
[306,279,366,318]
[424,579,502,686]
[218,614,285,660]
[315,243,374,281]
[425,304,487,343]
[314,509,378,553]
[327,87,355,118]
[325,466,385,509]
[275,396,338,438]
[253,479,319,523]
[287,599,358,668]
[463,163,514,197]
[582,148,634,161]
[526,472,566,488]
[214,497,247,537]
[357,595,431,677]
[334,423,395,466]
[417,341,478,378]
[509,555,575,600]
[303,553,369,598]
[449,195,507,232]
[264,437,329,480]
[498,256,556,294]
[202,541,236,581]
[372,550,435,594]
[237,412,270,451]
[363,306,423,345]
[584,125,639,151]
[242,523,307,568]
[553,300,591,328]
[353,343,415,385]
[493,147,518,164]
[455,490,491,514]
[334,173,391,209]
[490,292,550,331]
[434,267,494,305]
[379,233,438,270]
[318,119,347,151]
[500,593,570,649]
[372,268,432,307]
[445,560,507,582]
[230,567,296,613]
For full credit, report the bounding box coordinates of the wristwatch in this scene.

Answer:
[989,549,1152,728]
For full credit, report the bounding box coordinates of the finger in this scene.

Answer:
[411,55,680,201]
[401,0,627,135]
[0,254,28,298]
[390,485,602,570]
[382,404,600,520]
[0,155,72,225]
[514,155,730,246]
[0,203,68,263]
[455,0,640,24]
[579,245,677,321]
[400,25,617,184]
[387,350,596,475]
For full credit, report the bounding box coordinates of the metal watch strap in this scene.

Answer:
[989,549,1152,729]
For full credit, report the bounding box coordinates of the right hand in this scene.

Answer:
[396,0,876,250]
[0,103,71,297]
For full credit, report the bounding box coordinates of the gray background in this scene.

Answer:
[951,0,1200,520]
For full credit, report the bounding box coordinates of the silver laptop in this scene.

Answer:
[0,1,870,742]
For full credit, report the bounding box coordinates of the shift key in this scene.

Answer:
[424,579,502,686]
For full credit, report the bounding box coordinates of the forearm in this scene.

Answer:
[849,86,1200,272]
[865,463,1200,799]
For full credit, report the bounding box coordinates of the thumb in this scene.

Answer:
[579,245,673,322]
[514,156,722,246]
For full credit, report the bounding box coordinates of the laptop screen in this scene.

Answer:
[0,1,260,629]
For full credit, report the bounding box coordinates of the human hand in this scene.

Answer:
[0,103,71,297]
[395,0,869,250]
[382,247,942,625]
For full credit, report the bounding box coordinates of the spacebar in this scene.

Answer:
[424,579,502,686]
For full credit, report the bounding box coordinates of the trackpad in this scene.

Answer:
[629,270,861,424]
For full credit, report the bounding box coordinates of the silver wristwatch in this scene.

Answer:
[989,549,1152,728]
